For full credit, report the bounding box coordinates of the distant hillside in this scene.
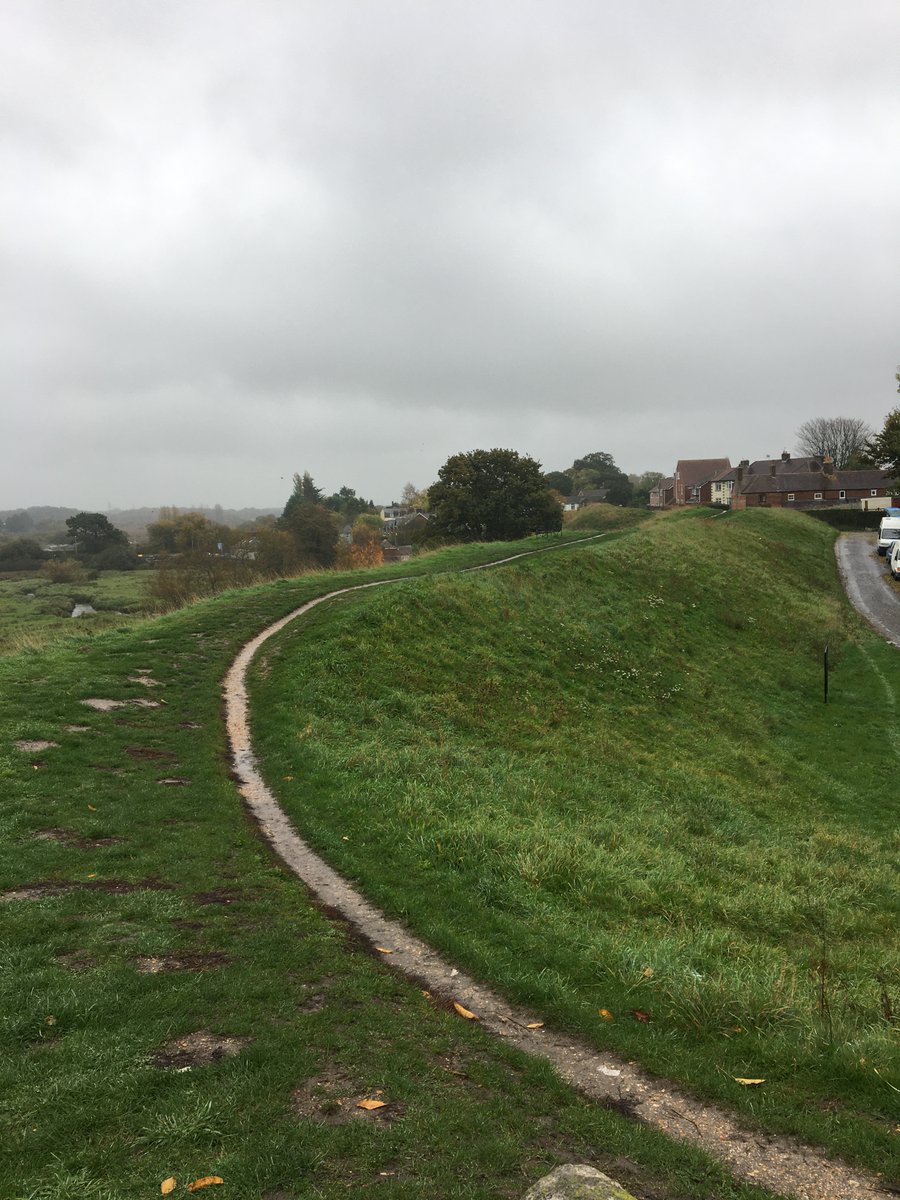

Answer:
[0,505,280,537]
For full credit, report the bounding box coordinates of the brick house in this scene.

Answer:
[649,477,675,508]
[730,456,894,509]
[673,459,731,505]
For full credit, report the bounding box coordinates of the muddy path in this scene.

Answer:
[224,538,893,1200]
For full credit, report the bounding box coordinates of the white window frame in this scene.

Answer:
[871,489,879,496]
[787,493,795,501]
[839,490,846,500]
[814,492,823,500]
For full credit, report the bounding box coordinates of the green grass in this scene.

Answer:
[0,569,158,654]
[249,508,900,1183]
[564,502,652,531]
[0,533,780,1200]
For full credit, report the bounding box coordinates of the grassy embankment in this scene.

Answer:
[0,569,157,655]
[249,508,900,1183]
[3,526,779,1200]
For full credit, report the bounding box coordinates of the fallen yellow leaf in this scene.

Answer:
[86,873,97,879]
[598,1009,614,1022]
[187,1178,224,1192]
[642,966,654,978]
[45,1016,56,1026]
[526,1022,544,1029]
[87,804,97,811]
[375,947,394,954]
[357,1098,387,1110]
[734,1078,765,1086]
[453,1002,478,1020]
[161,1179,176,1195]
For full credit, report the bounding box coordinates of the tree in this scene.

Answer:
[864,408,900,481]
[322,485,375,522]
[427,449,562,542]
[279,503,339,567]
[400,482,430,509]
[4,510,34,533]
[65,512,128,555]
[795,416,874,468]
[567,450,633,505]
[281,471,324,525]
[0,537,45,562]
[543,470,574,495]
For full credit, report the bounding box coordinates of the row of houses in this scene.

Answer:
[650,454,897,511]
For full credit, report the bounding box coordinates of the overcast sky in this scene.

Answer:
[2,0,898,510]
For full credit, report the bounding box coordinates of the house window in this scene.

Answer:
[814,492,823,500]
[759,493,767,503]
[787,493,795,501]
[871,489,879,496]
[839,490,846,500]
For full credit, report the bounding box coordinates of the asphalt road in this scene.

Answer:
[835,531,900,647]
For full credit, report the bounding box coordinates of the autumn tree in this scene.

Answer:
[428,449,562,542]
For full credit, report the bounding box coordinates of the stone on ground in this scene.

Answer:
[523,1163,636,1200]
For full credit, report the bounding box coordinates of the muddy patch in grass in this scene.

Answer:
[125,745,176,761]
[14,739,59,752]
[81,697,162,711]
[193,886,244,905]
[33,827,124,849]
[179,720,203,729]
[291,1069,402,1125]
[158,776,191,786]
[64,725,91,733]
[1,877,168,902]
[57,953,98,971]
[134,952,230,974]
[153,1029,248,1069]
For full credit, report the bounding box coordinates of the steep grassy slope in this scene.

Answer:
[4,532,778,1200]
[250,509,900,1179]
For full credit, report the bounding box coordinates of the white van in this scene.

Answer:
[877,515,900,555]
[889,541,900,579]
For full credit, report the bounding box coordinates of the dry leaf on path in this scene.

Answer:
[160,1179,176,1196]
[598,1009,614,1021]
[734,1077,765,1086]
[526,1022,544,1029]
[357,1098,387,1110]
[453,1002,478,1020]
[375,947,394,954]
[187,1178,224,1192]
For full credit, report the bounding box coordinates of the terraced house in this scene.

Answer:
[730,454,894,509]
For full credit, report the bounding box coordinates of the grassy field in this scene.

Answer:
[249,508,900,1183]
[1,529,783,1200]
[0,568,158,655]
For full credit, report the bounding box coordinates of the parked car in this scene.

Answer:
[877,515,900,555]
[889,541,900,579]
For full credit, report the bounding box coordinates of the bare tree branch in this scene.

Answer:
[795,417,874,468]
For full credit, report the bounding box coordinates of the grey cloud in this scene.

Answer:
[2,1,899,508]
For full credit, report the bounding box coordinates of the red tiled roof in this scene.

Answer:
[675,459,731,487]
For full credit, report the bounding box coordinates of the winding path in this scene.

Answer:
[224,536,892,1200]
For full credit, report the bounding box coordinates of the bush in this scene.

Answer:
[90,545,140,571]
[41,559,87,584]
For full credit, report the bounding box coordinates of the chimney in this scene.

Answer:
[739,459,749,467]
[822,454,836,478]
[736,466,744,483]
[781,451,790,462]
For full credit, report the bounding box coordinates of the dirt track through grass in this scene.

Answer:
[227,528,895,1200]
